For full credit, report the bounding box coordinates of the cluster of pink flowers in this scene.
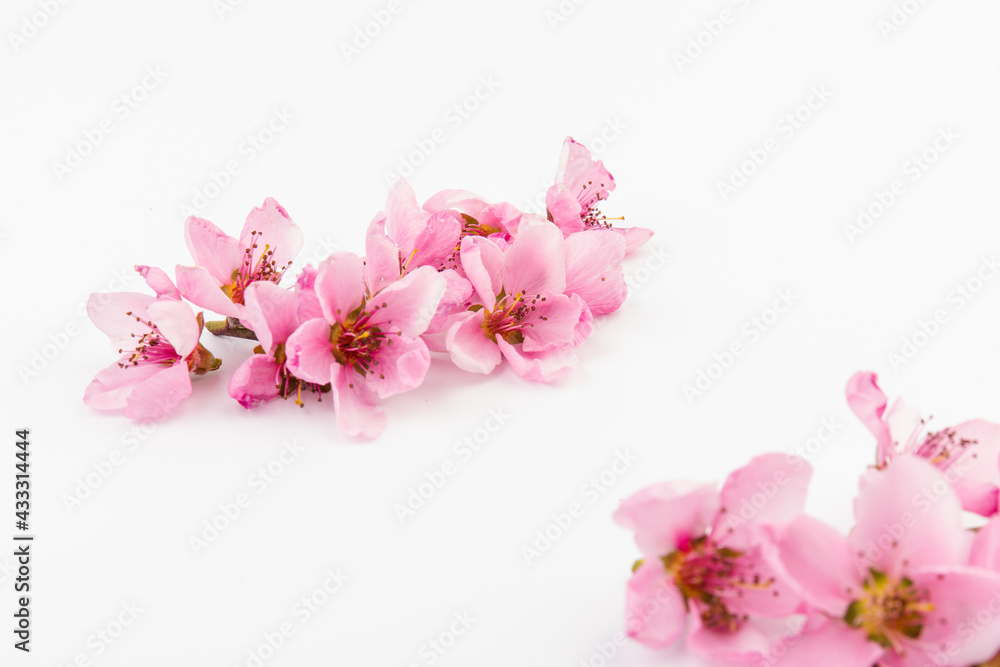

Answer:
[616,372,1000,667]
[84,138,653,436]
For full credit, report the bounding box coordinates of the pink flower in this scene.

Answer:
[545,137,653,254]
[175,198,303,320]
[84,290,221,421]
[227,281,329,410]
[613,454,813,664]
[847,371,1000,517]
[445,221,587,382]
[422,188,524,244]
[283,252,446,438]
[774,456,1000,667]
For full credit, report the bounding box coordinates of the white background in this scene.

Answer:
[3,0,1000,665]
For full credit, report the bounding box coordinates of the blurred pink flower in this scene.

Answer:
[613,454,812,664]
[847,371,1000,516]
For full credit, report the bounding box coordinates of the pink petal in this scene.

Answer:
[135,265,181,300]
[759,616,883,667]
[545,187,586,236]
[87,292,156,352]
[501,222,567,297]
[147,300,200,359]
[686,613,805,666]
[771,516,857,617]
[712,453,813,549]
[970,515,1000,571]
[294,265,324,322]
[314,253,365,325]
[909,567,1000,666]
[613,482,719,558]
[425,269,473,336]
[124,362,193,421]
[238,198,303,269]
[285,318,336,385]
[422,188,489,218]
[383,179,427,254]
[617,226,655,254]
[228,355,282,409]
[725,542,804,619]
[412,210,461,269]
[573,302,594,348]
[184,215,241,284]
[496,338,578,382]
[564,230,627,316]
[623,560,688,649]
[365,265,446,338]
[478,201,524,237]
[459,235,504,305]
[851,456,967,579]
[846,371,893,465]
[518,293,583,353]
[445,311,502,375]
[175,265,242,319]
[84,360,164,411]
[242,281,300,354]
[365,335,430,399]
[330,364,386,438]
[364,217,401,296]
[555,137,616,205]
[941,419,1000,517]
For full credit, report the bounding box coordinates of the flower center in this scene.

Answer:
[460,213,499,238]
[480,291,544,344]
[228,230,294,304]
[661,536,774,633]
[328,304,399,378]
[914,427,977,470]
[117,311,179,369]
[845,569,931,651]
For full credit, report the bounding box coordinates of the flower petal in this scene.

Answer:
[383,179,427,254]
[970,515,1000,571]
[228,355,282,409]
[623,559,687,649]
[365,265,446,338]
[686,613,804,666]
[175,265,242,319]
[242,281,300,354]
[135,265,181,301]
[366,335,430,399]
[564,230,627,316]
[84,360,164,411]
[238,198,303,269]
[459,235,504,305]
[445,311,502,375]
[364,216,401,296]
[846,371,893,465]
[412,210,461,269]
[500,221,567,297]
[617,226,655,254]
[331,364,386,438]
[941,419,1000,517]
[771,515,857,617]
[87,292,156,352]
[613,481,719,558]
[851,456,967,579]
[314,252,365,325]
[184,215,242,284]
[124,362,192,421]
[147,300,200,359]
[761,616,884,667]
[910,567,1000,667]
[519,293,584,353]
[285,318,335,385]
[545,187,586,236]
[496,338,577,382]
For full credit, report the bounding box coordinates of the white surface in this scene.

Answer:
[3,0,1000,665]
